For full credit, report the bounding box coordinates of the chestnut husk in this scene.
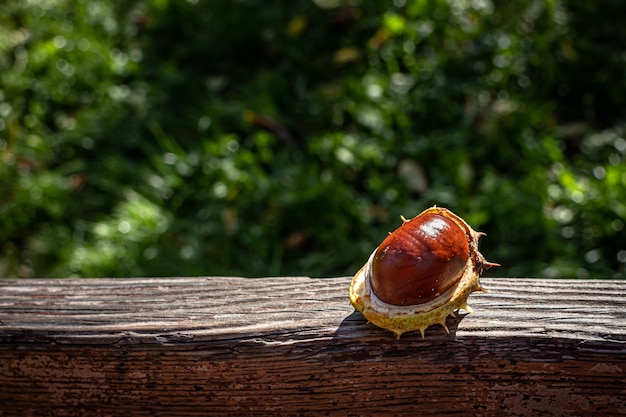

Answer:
[349,206,498,339]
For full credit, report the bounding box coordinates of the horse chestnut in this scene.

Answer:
[349,206,498,339]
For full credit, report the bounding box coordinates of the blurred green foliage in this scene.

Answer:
[1,0,625,279]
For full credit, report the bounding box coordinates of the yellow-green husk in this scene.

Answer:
[349,206,494,339]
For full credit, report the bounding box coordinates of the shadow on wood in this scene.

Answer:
[334,309,469,340]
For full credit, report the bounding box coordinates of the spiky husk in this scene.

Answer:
[348,206,495,339]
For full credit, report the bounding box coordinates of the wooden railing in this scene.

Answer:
[1,277,625,416]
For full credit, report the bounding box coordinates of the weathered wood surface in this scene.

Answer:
[1,277,625,416]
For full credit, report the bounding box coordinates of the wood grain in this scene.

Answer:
[1,277,625,416]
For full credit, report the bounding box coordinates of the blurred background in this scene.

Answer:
[1,0,625,279]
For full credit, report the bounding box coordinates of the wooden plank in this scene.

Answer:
[1,277,625,416]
